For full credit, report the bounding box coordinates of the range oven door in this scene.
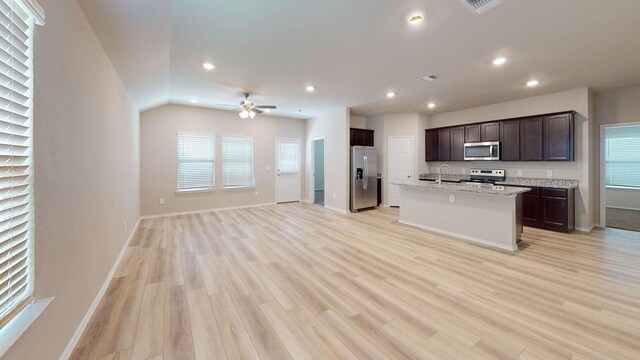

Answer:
[464,142,500,161]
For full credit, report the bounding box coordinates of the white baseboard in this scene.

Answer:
[324,205,349,214]
[399,219,518,252]
[576,225,594,233]
[140,202,277,220]
[606,205,640,212]
[59,217,142,360]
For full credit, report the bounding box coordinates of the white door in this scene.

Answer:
[276,138,301,203]
[388,136,413,207]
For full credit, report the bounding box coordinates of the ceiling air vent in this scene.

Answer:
[462,0,504,14]
[421,74,439,82]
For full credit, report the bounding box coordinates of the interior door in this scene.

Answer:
[276,138,301,203]
[388,136,413,207]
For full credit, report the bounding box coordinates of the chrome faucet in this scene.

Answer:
[437,164,452,185]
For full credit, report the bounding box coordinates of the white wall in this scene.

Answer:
[594,85,640,224]
[606,188,640,210]
[305,108,350,212]
[4,0,141,358]
[140,104,306,216]
[350,115,367,129]
[426,88,593,231]
[365,113,429,206]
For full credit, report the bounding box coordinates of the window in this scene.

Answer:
[279,141,300,174]
[222,137,254,188]
[605,125,640,189]
[177,133,215,191]
[0,0,39,325]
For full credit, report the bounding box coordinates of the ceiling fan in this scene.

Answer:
[219,92,277,119]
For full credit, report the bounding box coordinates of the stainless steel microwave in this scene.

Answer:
[464,141,500,161]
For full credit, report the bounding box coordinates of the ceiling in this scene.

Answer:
[77,0,640,119]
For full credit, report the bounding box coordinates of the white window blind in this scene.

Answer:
[0,0,35,324]
[222,137,254,188]
[605,125,640,189]
[177,133,215,190]
[279,142,299,174]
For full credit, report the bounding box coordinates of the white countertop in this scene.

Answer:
[393,181,531,197]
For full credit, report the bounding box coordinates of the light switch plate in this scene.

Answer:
[266,165,270,170]
[546,170,553,178]
[160,198,165,205]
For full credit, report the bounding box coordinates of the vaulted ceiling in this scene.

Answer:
[77,0,640,119]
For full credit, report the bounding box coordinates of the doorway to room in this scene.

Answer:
[600,122,640,232]
[312,138,325,205]
[276,138,301,203]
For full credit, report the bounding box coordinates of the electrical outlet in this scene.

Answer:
[333,193,336,199]
[517,169,523,176]
[449,194,455,203]
[255,191,259,197]
[266,165,270,170]
[160,198,165,205]
[546,170,553,178]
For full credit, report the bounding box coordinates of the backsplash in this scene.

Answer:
[426,161,582,180]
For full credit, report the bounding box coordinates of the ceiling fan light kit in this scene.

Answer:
[225,92,277,119]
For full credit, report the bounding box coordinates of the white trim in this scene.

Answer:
[140,202,277,220]
[59,217,142,360]
[387,135,414,207]
[0,297,53,358]
[606,205,640,212]
[575,225,595,233]
[599,121,640,227]
[324,205,349,214]
[399,219,517,252]
[18,0,45,25]
[175,187,216,194]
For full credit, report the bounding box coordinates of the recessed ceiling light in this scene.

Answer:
[190,99,198,103]
[527,80,539,87]
[202,62,215,71]
[427,102,436,109]
[386,91,396,98]
[306,85,315,92]
[492,57,507,66]
[408,14,424,24]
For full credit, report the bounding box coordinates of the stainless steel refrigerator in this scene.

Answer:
[350,146,378,212]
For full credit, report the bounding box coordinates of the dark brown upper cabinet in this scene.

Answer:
[350,128,374,147]
[450,127,465,161]
[520,117,544,161]
[500,120,520,161]
[544,113,574,161]
[481,122,500,142]
[425,129,438,161]
[437,128,451,161]
[465,125,481,143]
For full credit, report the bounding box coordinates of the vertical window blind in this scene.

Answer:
[222,137,254,188]
[177,133,215,190]
[0,0,35,324]
[605,125,640,189]
[279,142,299,174]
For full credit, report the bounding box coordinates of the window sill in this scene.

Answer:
[606,186,640,192]
[0,297,54,358]
[175,187,216,194]
[222,186,255,191]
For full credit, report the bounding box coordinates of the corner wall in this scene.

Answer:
[4,0,141,358]
[305,108,350,212]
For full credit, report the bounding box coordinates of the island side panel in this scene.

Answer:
[398,186,519,251]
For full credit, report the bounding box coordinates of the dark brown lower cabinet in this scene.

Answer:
[521,187,574,232]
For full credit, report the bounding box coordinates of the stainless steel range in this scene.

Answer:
[462,169,505,187]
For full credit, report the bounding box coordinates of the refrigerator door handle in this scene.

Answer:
[363,156,368,190]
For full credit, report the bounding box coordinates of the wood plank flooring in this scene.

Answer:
[70,203,640,360]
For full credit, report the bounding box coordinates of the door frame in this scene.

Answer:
[275,137,302,203]
[310,136,326,205]
[599,121,640,227]
[387,135,414,207]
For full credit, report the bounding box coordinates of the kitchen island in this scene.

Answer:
[395,181,531,251]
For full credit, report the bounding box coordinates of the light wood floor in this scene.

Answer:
[70,203,640,360]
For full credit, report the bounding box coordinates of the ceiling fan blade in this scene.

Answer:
[255,105,277,109]
[252,108,264,114]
